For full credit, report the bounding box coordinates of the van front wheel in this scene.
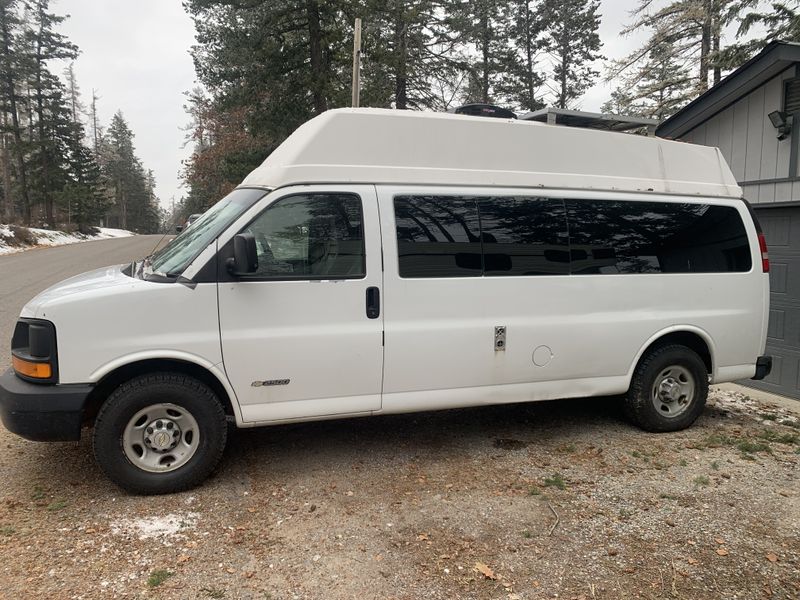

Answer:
[625,345,709,432]
[93,373,227,495]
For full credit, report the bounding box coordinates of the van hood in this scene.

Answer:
[21,264,141,319]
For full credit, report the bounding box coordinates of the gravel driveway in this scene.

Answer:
[0,238,798,599]
[0,388,798,599]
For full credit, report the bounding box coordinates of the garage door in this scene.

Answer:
[743,206,800,399]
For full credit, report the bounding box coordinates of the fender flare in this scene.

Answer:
[626,325,717,382]
[89,350,243,426]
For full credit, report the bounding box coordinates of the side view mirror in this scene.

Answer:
[226,233,258,275]
[175,225,183,233]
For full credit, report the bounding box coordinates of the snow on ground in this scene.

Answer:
[0,224,134,255]
[110,512,199,541]
[96,227,134,239]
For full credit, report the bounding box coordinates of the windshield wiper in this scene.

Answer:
[142,271,197,289]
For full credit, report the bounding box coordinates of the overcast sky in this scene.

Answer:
[59,0,196,210]
[55,1,680,208]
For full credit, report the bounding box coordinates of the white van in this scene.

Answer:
[0,109,772,494]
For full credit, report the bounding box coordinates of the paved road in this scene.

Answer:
[0,235,168,367]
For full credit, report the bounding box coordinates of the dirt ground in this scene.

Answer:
[0,387,798,600]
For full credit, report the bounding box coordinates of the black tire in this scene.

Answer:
[624,344,709,432]
[93,372,227,495]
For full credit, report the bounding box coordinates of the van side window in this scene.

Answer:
[395,196,482,278]
[244,193,365,279]
[479,197,570,276]
[566,200,752,274]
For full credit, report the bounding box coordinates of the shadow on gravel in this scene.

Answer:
[223,396,629,471]
[21,395,630,493]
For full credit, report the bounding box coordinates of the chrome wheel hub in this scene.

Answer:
[123,403,200,473]
[144,418,181,452]
[651,365,695,418]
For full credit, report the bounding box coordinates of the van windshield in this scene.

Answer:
[147,188,268,278]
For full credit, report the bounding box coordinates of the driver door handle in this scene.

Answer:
[366,287,380,319]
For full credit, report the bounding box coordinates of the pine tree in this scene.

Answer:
[451,0,516,105]
[0,1,153,229]
[501,0,548,111]
[102,111,136,230]
[184,0,359,211]
[63,61,83,124]
[603,37,694,120]
[541,0,602,109]
[60,129,107,228]
[619,1,734,95]
[1,109,12,220]
[100,111,160,233]
[0,0,30,221]
[359,0,457,110]
[58,62,107,228]
[24,0,78,226]
[187,0,350,142]
[89,88,101,154]
[717,1,800,68]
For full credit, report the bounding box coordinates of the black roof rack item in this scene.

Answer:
[449,104,517,119]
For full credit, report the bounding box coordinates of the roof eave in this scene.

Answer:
[657,41,800,139]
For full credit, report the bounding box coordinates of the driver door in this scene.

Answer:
[218,185,384,423]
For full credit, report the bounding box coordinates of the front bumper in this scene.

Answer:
[0,368,93,441]
[751,355,773,381]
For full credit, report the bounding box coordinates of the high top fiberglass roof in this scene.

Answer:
[241,108,741,198]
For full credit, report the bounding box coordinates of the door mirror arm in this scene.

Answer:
[226,233,259,276]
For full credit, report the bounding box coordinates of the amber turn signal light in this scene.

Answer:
[12,355,52,379]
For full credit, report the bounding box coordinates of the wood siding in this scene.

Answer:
[681,66,798,204]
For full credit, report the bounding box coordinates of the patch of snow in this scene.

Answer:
[28,227,78,247]
[96,227,134,239]
[0,223,135,256]
[110,512,199,541]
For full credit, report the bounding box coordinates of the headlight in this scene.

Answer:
[11,319,58,383]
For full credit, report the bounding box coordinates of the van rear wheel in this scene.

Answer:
[625,344,708,432]
[93,373,227,495]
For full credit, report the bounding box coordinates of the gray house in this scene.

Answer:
[658,41,800,399]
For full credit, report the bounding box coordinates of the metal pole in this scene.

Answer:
[352,18,362,107]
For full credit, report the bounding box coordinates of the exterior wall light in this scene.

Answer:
[768,110,793,140]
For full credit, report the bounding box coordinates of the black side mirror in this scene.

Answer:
[175,225,183,233]
[227,233,258,275]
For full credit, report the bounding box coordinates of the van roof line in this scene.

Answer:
[240,108,742,199]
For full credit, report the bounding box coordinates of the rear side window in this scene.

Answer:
[480,197,570,275]
[567,200,752,274]
[394,195,571,278]
[395,196,482,278]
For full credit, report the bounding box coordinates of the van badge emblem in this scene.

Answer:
[251,379,290,387]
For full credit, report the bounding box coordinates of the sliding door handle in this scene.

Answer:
[366,286,380,319]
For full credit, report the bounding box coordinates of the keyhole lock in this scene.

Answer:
[494,326,506,351]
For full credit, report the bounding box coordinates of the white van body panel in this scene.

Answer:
[216,185,385,423]
[376,185,766,418]
[88,352,244,424]
[20,267,223,387]
[242,109,742,198]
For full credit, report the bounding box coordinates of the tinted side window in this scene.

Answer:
[394,196,482,278]
[244,193,365,279]
[566,200,752,274]
[479,197,570,275]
